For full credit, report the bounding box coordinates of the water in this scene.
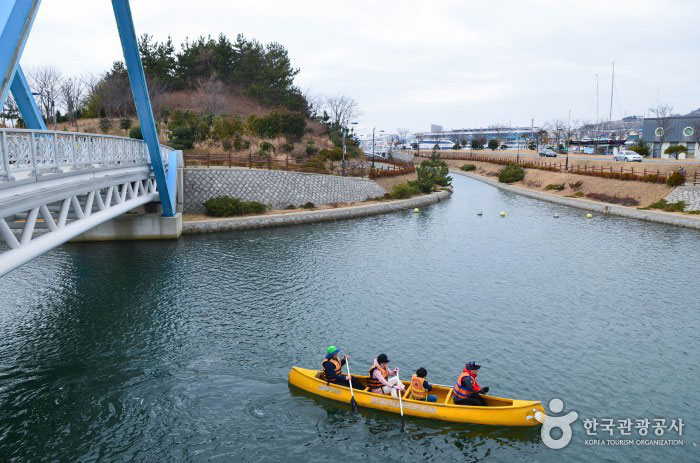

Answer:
[1,174,698,462]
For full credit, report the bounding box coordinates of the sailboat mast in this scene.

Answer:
[609,62,615,129]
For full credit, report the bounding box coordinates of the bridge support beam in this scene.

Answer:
[111,0,175,217]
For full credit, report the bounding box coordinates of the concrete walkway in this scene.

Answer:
[665,186,700,211]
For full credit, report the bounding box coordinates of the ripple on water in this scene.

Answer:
[0,174,699,462]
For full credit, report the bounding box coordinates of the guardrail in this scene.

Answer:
[0,128,172,181]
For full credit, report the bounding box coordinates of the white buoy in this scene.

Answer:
[553,213,559,218]
[586,213,593,219]
[500,211,506,217]
[413,208,419,213]
[477,211,483,216]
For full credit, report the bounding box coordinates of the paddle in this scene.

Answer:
[345,357,358,413]
[395,369,405,431]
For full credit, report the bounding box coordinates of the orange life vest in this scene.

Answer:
[368,364,389,390]
[321,357,342,381]
[411,375,427,400]
[453,369,480,399]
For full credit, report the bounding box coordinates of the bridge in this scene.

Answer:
[0,0,181,277]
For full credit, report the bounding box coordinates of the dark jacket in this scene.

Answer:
[322,357,347,382]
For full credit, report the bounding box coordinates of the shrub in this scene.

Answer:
[664,144,688,158]
[285,204,296,210]
[544,183,566,191]
[260,141,275,154]
[170,126,195,150]
[411,158,452,193]
[128,126,142,140]
[222,139,233,152]
[99,117,112,133]
[304,154,326,170]
[282,143,294,153]
[460,163,476,172]
[306,143,319,157]
[585,193,639,206]
[568,180,584,190]
[233,136,250,151]
[302,202,316,209]
[644,199,685,212]
[629,143,650,157]
[246,111,306,140]
[487,139,499,151]
[203,196,267,217]
[391,182,419,199]
[666,171,686,186]
[119,117,132,132]
[498,164,525,183]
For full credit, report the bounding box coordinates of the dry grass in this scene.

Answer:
[373,172,418,192]
[446,159,675,208]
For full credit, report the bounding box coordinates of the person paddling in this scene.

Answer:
[321,346,362,389]
[411,367,438,402]
[368,353,404,398]
[453,361,490,406]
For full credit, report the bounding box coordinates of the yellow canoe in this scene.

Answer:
[288,366,546,427]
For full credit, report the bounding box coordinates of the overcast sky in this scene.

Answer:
[17,0,700,134]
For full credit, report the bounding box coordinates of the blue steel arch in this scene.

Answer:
[0,0,176,216]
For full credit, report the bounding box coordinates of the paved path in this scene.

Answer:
[665,186,700,211]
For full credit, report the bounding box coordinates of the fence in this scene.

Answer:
[0,128,172,180]
[183,153,417,179]
[418,152,690,183]
[184,152,368,178]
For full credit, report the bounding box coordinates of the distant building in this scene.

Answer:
[642,116,700,159]
[430,124,444,133]
[415,125,540,149]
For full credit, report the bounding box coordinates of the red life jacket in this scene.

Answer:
[453,369,480,399]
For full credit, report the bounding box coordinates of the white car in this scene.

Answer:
[613,150,643,162]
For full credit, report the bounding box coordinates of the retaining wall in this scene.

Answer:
[183,168,386,213]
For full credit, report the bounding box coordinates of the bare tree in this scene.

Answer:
[649,103,673,150]
[28,65,63,125]
[396,128,411,146]
[60,76,84,129]
[324,93,360,128]
[302,89,324,120]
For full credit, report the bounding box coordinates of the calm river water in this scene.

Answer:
[1,173,698,462]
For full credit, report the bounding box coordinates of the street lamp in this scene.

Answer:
[371,128,384,169]
[342,121,358,176]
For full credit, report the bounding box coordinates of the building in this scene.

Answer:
[642,116,700,159]
[415,125,540,149]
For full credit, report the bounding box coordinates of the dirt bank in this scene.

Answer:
[443,159,675,208]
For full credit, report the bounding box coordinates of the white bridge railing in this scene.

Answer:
[0,128,171,181]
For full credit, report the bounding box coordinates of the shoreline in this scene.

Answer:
[452,170,700,230]
[182,189,451,234]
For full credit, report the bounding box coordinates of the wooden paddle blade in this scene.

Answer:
[351,397,358,413]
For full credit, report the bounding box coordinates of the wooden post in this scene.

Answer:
[228,150,231,168]
[248,150,252,169]
[207,152,210,168]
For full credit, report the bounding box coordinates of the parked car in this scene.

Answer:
[613,150,643,162]
[539,149,557,157]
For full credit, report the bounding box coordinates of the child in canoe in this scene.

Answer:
[411,367,438,402]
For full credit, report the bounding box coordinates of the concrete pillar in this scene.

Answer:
[72,212,182,241]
